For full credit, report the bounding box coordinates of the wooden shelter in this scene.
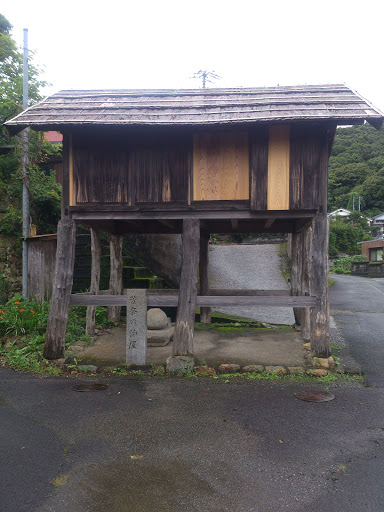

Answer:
[6,84,383,360]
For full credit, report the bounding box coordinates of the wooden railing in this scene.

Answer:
[70,289,318,308]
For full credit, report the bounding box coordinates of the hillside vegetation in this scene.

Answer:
[329,124,384,215]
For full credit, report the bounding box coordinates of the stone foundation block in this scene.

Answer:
[265,366,287,376]
[218,363,241,374]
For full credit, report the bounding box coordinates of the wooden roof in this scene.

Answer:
[5,84,383,132]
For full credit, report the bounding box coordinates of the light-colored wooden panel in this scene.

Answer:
[267,126,290,210]
[193,132,249,201]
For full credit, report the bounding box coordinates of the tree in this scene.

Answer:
[328,125,384,215]
[0,14,61,238]
[329,212,372,256]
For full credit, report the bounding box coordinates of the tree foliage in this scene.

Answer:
[328,211,374,256]
[329,125,384,215]
[0,14,61,237]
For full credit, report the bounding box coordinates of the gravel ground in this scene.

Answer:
[208,244,295,325]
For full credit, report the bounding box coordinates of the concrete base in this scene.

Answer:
[69,326,306,368]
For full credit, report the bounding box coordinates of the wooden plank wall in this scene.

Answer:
[193,132,249,201]
[134,145,190,203]
[249,127,268,210]
[267,126,290,210]
[27,236,57,301]
[73,147,131,204]
[290,126,324,210]
[68,126,328,212]
[72,134,190,205]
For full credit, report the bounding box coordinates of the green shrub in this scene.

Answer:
[330,255,367,274]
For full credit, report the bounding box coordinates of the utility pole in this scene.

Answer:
[358,196,361,211]
[22,28,29,298]
[352,193,355,211]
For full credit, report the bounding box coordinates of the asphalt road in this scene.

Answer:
[330,274,384,387]
[1,367,384,512]
[1,273,384,511]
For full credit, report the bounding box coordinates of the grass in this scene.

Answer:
[0,296,115,375]
[52,474,68,488]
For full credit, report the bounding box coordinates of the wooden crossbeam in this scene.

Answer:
[70,293,318,308]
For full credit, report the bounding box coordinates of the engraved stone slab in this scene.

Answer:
[126,289,147,364]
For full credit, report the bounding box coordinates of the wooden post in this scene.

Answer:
[310,129,330,357]
[291,231,303,326]
[43,219,76,359]
[173,219,200,356]
[199,231,211,324]
[108,233,123,322]
[86,228,101,335]
[301,225,312,341]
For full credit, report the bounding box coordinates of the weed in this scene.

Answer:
[337,465,346,473]
[330,343,342,351]
[66,358,79,371]
[330,255,367,275]
[52,474,68,488]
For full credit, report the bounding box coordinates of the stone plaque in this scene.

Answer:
[126,289,147,364]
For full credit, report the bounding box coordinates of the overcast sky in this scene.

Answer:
[3,0,384,112]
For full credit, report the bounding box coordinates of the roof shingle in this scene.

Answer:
[5,84,383,132]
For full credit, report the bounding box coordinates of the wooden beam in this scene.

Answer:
[310,132,330,357]
[291,231,303,325]
[108,233,123,322]
[61,134,70,218]
[86,228,101,336]
[70,207,317,221]
[301,224,312,341]
[43,219,76,359]
[199,231,211,324]
[172,219,200,355]
[69,134,74,206]
[264,218,275,229]
[70,293,317,308]
[159,219,175,230]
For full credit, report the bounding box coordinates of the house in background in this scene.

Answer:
[370,213,384,234]
[358,237,384,262]
[328,208,351,219]
[353,236,384,277]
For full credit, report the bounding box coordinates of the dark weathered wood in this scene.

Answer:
[134,141,190,204]
[86,228,101,335]
[43,220,76,359]
[204,289,292,297]
[27,235,57,302]
[290,126,325,210]
[70,293,317,307]
[61,134,70,218]
[72,132,191,206]
[291,231,303,325]
[309,130,330,356]
[70,208,316,220]
[199,231,211,324]
[173,219,200,356]
[301,224,312,341]
[249,126,268,210]
[108,233,123,322]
